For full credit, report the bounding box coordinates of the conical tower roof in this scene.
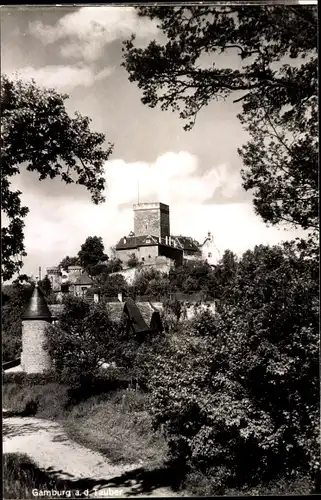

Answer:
[22,285,52,321]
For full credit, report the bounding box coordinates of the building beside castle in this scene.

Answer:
[46,264,93,299]
[200,232,221,266]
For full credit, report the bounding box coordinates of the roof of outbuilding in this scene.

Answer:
[171,236,201,252]
[22,285,52,321]
[115,235,159,250]
[73,272,93,285]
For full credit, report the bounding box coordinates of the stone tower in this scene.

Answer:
[21,285,52,374]
[133,202,170,241]
[46,266,61,292]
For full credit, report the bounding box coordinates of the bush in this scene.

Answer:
[162,297,185,330]
[44,296,121,387]
[64,390,168,466]
[3,371,57,386]
[93,273,128,297]
[148,244,319,493]
[132,268,166,296]
[184,469,314,497]
[3,382,70,418]
[127,253,139,268]
[2,283,34,362]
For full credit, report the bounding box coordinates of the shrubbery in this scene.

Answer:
[2,283,35,363]
[44,295,122,386]
[131,268,169,297]
[147,244,319,494]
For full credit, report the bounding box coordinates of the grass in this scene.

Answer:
[3,382,70,419]
[184,469,315,497]
[64,389,168,468]
[3,453,78,499]
[3,380,168,470]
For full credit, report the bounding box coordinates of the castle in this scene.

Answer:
[115,202,219,268]
[4,202,219,375]
[45,201,220,295]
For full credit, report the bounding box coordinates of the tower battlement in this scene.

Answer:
[46,266,60,275]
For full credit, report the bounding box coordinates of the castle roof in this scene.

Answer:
[116,235,159,250]
[73,272,93,286]
[22,285,52,321]
[171,236,201,253]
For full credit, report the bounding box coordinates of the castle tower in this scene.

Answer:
[21,285,52,374]
[67,265,83,284]
[133,202,170,240]
[46,266,61,292]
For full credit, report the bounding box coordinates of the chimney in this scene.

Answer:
[208,231,211,239]
[39,266,42,281]
[123,237,127,244]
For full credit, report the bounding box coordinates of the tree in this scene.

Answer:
[169,261,215,297]
[77,236,108,276]
[148,244,319,493]
[122,6,317,236]
[1,75,113,281]
[132,268,163,296]
[37,275,52,297]
[2,282,35,362]
[44,296,119,386]
[94,273,128,298]
[59,256,79,272]
[213,250,239,302]
[106,258,123,274]
[127,253,139,268]
[147,276,170,297]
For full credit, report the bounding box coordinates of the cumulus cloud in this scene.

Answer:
[10,65,114,91]
[105,152,241,207]
[29,7,160,62]
[10,151,306,276]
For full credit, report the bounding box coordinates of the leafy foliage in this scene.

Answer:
[122,6,317,236]
[1,75,113,281]
[77,236,108,276]
[58,256,80,272]
[93,273,128,298]
[212,250,239,302]
[131,268,165,297]
[44,296,119,386]
[37,275,52,297]
[127,253,139,268]
[169,261,216,297]
[107,258,123,273]
[2,283,35,362]
[148,244,319,492]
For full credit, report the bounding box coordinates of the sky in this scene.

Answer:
[1,5,308,278]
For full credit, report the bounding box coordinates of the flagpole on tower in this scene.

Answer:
[137,179,140,205]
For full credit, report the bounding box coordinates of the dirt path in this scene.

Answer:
[3,411,185,498]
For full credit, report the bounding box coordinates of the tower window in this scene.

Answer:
[208,252,212,258]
